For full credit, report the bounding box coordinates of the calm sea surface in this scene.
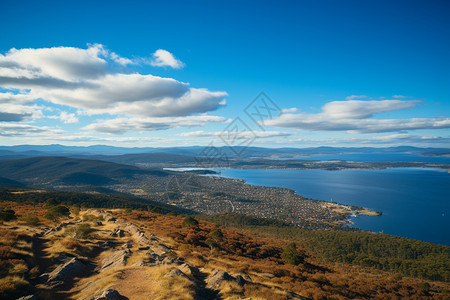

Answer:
[214,168,450,246]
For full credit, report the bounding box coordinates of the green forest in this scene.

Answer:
[202,213,450,282]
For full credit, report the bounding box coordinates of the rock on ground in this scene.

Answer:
[40,257,85,283]
[100,250,131,272]
[205,269,246,289]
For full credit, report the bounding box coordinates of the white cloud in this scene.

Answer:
[321,100,418,119]
[177,130,293,139]
[288,134,450,147]
[0,123,63,136]
[0,44,108,81]
[150,49,185,69]
[392,95,407,98]
[265,99,450,133]
[0,45,226,118]
[345,95,367,100]
[0,92,35,104]
[0,92,44,121]
[83,115,229,134]
[48,111,79,124]
[280,108,299,113]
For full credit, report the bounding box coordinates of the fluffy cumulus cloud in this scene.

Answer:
[150,49,185,69]
[0,44,228,137]
[48,111,79,124]
[84,115,229,134]
[0,44,226,119]
[265,99,450,133]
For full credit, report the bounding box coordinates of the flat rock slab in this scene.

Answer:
[40,257,85,283]
[100,250,131,272]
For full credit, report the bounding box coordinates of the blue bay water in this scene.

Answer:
[215,168,450,246]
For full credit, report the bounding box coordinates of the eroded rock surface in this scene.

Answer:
[100,250,131,272]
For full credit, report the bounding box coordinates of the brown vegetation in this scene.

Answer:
[0,203,448,299]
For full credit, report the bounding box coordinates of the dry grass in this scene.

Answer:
[0,202,448,299]
[71,268,121,300]
[45,236,95,259]
[0,276,31,299]
[145,265,196,300]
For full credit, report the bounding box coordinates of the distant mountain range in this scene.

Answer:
[0,144,449,160]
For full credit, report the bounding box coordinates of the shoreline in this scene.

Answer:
[201,169,384,228]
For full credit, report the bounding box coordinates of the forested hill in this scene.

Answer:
[0,156,170,187]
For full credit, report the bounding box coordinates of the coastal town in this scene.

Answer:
[114,172,379,230]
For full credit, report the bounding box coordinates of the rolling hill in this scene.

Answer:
[0,156,171,187]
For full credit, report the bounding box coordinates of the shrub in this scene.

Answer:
[22,215,40,227]
[281,242,304,265]
[66,223,94,239]
[182,216,199,228]
[419,282,430,291]
[45,205,70,221]
[0,210,16,222]
[82,214,101,222]
[71,206,80,216]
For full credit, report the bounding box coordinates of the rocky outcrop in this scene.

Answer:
[43,221,76,236]
[94,289,125,300]
[166,267,190,279]
[100,250,131,272]
[124,223,152,246]
[148,244,172,256]
[110,229,125,237]
[178,263,196,276]
[40,257,85,283]
[205,270,246,289]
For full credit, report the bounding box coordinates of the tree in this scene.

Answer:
[206,238,220,252]
[281,242,304,265]
[182,216,199,228]
[210,229,224,241]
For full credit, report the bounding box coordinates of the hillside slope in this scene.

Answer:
[0,199,449,299]
[0,156,170,186]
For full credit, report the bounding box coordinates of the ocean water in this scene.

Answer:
[215,168,450,246]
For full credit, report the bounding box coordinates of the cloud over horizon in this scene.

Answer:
[84,115,229,134]
[265,99,450,134]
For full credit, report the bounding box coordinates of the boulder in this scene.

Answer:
[95,289,124,300]
[41,257,85,283]
[149,244,172,256]
[165,268,190,280]
[206,269,246,289]
[100,250,131,272]
[125,223,151,246]
[178,263,196,276]
[110,229,125,237]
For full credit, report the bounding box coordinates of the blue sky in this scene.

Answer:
[1,0,449,148]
